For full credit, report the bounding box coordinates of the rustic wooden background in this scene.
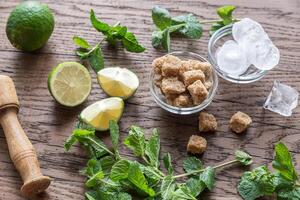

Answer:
[0,0,299,199]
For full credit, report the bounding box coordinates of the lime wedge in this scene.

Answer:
[98,67,139,99]
[48,62,91,107]
[80,97,124,131]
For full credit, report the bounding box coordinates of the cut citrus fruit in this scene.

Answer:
[80,97,124,131]
[48,62,91,107]
[97,67,139,99]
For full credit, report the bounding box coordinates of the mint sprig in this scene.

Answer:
[73,9,145,72]
[65,120,252,199]
[238,142,300,200]
[151,5,238,52]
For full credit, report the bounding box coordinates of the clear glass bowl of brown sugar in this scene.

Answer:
[150,51,218,115]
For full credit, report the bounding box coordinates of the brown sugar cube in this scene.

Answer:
[190,60,212,78]
[182,70,205,86]
[187,135,207,154]
[173,93,193,107]
[204,81,212,90]
[165,94,178,106]
[199,112,217,132]
[161,55,181,77]
[161,77,186,94]
[179,60,193,76]
[152,56,166,75]
[187,80,208,105]
[229,111,252,133]
[154,75,163,88]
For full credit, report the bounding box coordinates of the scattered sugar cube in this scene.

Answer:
[187,135,207,154]
[161,77,186,94]
[182,70,205,86]
[187,80,208,105]
[199,112,218,132]
[229,111,252,133]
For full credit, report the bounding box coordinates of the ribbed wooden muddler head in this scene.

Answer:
[0,75,19,112]
[0,75,51,196]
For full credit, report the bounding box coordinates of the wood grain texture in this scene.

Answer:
[0,0,299,199]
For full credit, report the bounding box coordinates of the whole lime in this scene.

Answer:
[6,1,55,52]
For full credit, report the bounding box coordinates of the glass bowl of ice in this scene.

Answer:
[149,51,218,115]
[208,18,280,84]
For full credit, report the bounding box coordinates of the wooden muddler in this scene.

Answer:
[0,75,51,196]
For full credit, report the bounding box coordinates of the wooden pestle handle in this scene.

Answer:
[0,75,50,196]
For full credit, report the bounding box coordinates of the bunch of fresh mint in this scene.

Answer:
[65,120,252,200]
[238,143,300,200]
[151,5,237,52]
[73,10,145,72]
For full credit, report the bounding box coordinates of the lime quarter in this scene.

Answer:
[97,67,139,99]
[80,97,124,131]
[48,62,92,107]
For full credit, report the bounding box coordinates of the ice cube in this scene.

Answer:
[216,40,250,76]
[247,38,280,70]
[232,18,268,44]
[264,81,299,117]
[232,18,280,71]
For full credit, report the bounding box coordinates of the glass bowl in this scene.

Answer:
[208,24,268,84]
[149,51,218,115]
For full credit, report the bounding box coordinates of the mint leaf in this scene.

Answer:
[238,166,276,200]
[152,6,172,30]
[163,153,173,175]
[235,150,253,166]
[273,143,298,182]
[140,165,163,184]
[90,9,110,33]
[110,159,130,181]
[210,21,224,35]
[171,14,202,39]
[73,36,91,49]
[99,156,115,173]
[88,45,104,73]
[217,5,236,25]
[124,126,146,157]
[277,187,300,200]
[145,129,160,168]
[85,171,105,187]
[75,50,90,60]
[110,25,127,39]
[81,158,102,176]
[199,166,215,191]
[122,32,145,53]
[109,120,120,159]
[172,186,196,200]
[186,177,206,197]
[161,175,176,199]
[127,161,156,197]
[151,31,163,48]
[183,157,203,173]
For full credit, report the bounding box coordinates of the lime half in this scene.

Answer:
[98,67,139,99]
[48,62,91,107]
[80,97,124,131]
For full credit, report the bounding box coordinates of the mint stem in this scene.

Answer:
[199,18,240,24]
[173,159,239,179]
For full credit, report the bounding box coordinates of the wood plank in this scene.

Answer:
[0,0,299,199]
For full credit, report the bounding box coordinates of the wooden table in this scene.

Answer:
[0,0,299,199]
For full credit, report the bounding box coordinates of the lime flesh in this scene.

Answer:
[80,97,124,131]
[48,62,91,107]
[98,67,139,99]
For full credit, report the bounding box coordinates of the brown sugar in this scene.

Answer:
[187,80,208,105]
[229,111,252,133]
[199,112,217,132]
[161,55,181,77]
[187,135,207,154]
[182,70,205,86]
[161,77,186,94]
